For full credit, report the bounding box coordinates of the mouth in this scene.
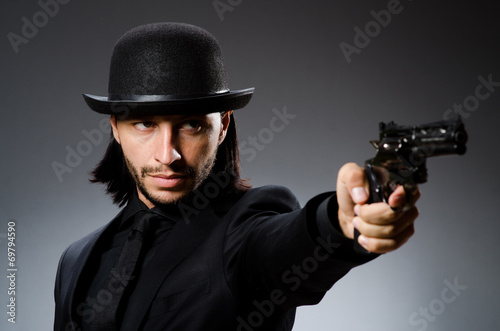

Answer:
[149,173,188,189]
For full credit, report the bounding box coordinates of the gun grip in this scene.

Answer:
[352,164,385,255]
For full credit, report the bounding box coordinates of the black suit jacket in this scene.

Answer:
[54,185,376,330]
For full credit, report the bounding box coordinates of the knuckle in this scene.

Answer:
[384,208,400,223]
[373,239,395,254]
[339,162,362,179]
[383,224,398,237]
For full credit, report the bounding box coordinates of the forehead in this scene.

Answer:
[117,112,221,122]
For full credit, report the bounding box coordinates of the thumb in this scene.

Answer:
[351,186,368,205]
[337,163,369,214]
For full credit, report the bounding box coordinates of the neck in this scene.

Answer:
[137,187,155,209]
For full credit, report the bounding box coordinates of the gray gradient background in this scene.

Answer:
[1,0,499,330]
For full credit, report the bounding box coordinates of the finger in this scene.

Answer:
[353,206,419,238]
[358,223,415,254]
[356,202,402,225]
[337,162,369,205]
[388,185,421,209]
[387,185,406,209]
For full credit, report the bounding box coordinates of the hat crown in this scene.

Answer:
[108,22,229,97]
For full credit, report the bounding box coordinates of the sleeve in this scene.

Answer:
[224,185,378,310]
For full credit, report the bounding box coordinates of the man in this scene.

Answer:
[54,22,419,330]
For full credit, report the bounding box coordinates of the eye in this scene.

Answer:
[181,120,203,132]
[133,121,155,130]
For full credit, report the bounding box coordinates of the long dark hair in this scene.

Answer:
[90,114,251,206]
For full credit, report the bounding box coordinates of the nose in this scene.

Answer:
[154,126,182,165]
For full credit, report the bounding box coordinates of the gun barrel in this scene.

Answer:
[416,127,467,156]
[416,141,467,157]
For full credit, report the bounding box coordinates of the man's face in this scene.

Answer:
[110,112,231,208]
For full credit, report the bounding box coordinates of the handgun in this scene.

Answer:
[354,117,468,254]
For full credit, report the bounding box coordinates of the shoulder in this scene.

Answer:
[241,185,300,208]
[58,224,106,267]
[245,185,297,199]
[58,209,123,267]
[223,185,301,221]
[54,223,107,297]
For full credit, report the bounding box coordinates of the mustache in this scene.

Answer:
[140,164,196,178]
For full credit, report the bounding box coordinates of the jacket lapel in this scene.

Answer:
[62,212,123,326]
[121,205,220,330]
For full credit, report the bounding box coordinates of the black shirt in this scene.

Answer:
[78,192,178,330]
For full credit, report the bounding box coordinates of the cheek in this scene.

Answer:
[180,137,208,159]
[180,134,218,163]
[120,138,152,166]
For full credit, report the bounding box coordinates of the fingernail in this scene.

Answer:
[358,235,368,248]
[352,187,367,203]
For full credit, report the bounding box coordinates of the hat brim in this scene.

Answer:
[83,88,254,116]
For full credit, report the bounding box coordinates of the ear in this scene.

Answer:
[218,111,232,145]
[110,115,121,144]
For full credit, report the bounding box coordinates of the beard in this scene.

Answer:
[124,152,217,208]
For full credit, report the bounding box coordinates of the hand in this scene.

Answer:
[336,163,420,254]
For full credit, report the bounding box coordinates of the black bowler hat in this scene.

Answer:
[83,22,254,116]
